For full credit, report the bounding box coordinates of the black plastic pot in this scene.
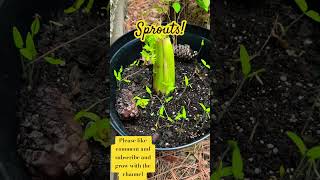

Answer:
[110,25,212,151]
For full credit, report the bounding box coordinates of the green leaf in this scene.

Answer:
[31,16,40,36]
[201,59,211,69]
[75,111,101,122]
[84,0,94,13]
[167,116,174,123]
[172,2,181,13]
[199,103,206,111]
[26,32,37,58]
[135,98,150,108]
[239,44,251,77]
[211,166,233,180]
[146,86,152,96]
[305,10,320,23]
[201,39,204,46]
[181,106,186,119]
[280,165,285,178]
[165,96,173,103]
[113,70,119,81]
[159,105,165,118]
[184,75,189,87]
[44,56,65,65]
[295,0,308,12]
[123,79,131,83]
[12,26,24,49]
[64,7,77,14]
[84,122,97,139]
[286,131,307,156]
[306,146,320,160]
[19,48,33,61]
[64,0,85,14]
[230,142,244,179]
[196,0,209,12]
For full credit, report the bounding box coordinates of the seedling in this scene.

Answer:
[239,44,265,81]
[211,140,244,180]
[133,96,150,108]
[130,60,140,67]
[12,15,64,88]
[286,131,320,179]
[64,0,95,14]
[74,111,110,148]
[184,75,190,88]
[294,0,320,22]
[146,86,152,97]
[201,59,211,69]
[199,102,210,118]
[175,106,187,120]
[114,66,131,84]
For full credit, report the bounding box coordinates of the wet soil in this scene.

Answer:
[211,0,320,179]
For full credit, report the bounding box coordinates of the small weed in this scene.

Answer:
[211,140,244,180]
[114,66,131,85]
[199,102,210,118]
[133,96,150,109]
[294,0,320,22]
[13,15,64,89]
[286,131,320,179]
[74,111,110,148]
[175,106,187,120]
[201,59,211,69]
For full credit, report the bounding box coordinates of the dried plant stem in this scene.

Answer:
[29,23,106,65]
[286,13,304,32]
[217,78,246,122]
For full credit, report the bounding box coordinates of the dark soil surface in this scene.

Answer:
[17,4,111,180]
[116,58,211,148]
[212,0,320,179]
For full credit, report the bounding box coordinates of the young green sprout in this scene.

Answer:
[286,131,320,179]
[114,66,130,83]
[133,96,149,108]
[201,59,210,69]
[175,106,187,120]
[184,75,190,88]
[294,0,320,22]
[74,111,110,148]
[211,140,244,180]
[199,102,210,118]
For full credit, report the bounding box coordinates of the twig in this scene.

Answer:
[285,13,304,32]
[123,67,145,80]
[231,15,279,62]
[85,97,108,112]
[29,23,106,65]
[217,78,246,122]
[249,122,259,142]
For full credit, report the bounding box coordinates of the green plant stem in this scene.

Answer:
[29,22,106,65]
[217,78,246,122]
